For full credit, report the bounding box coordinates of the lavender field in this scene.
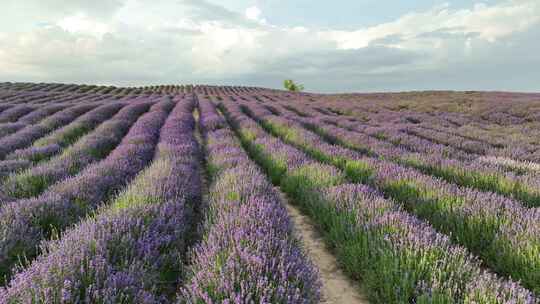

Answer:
[1,82,540,303]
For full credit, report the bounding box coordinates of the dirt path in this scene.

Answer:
[280,190,369,304]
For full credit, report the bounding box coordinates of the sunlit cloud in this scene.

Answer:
[0,0,539,92]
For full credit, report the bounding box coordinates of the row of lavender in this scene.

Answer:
[235,98,540,295]
[0,98,174,282]
[293,96,540,166]
[0,102,151,201]
[244,95,540,210]
[245,92,540,165]
[0,98,203,302]
[0,91,116,106]
[255,93,536,162]
[269,100,540,208]
[0,83,267,105]
[0,102,128,180]
[0,82,188,109]
[217,97,536,303]
[0,104,70,131]
[0,96,172,192]
[0,104,101,160]
[255,92,540,160]
[221,95,540,208]
[0,95,322,303]
[0,90,169,107]
[180,97,320,302]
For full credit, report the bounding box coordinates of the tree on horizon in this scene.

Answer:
[284,79,304,92]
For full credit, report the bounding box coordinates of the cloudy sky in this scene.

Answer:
[1,0,539,92]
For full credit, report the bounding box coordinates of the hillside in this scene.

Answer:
[0,82,539,303]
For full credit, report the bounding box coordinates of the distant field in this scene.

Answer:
[0,82,539,303]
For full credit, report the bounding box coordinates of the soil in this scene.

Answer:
[280,190,369,304]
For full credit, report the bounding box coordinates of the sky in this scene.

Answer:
[0,0,539,93]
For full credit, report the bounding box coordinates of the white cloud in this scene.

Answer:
[245,6,266,24]
[245,6,261,20]
[324,0,540,50]
[0,0,539,92]
[57,13,111,37]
